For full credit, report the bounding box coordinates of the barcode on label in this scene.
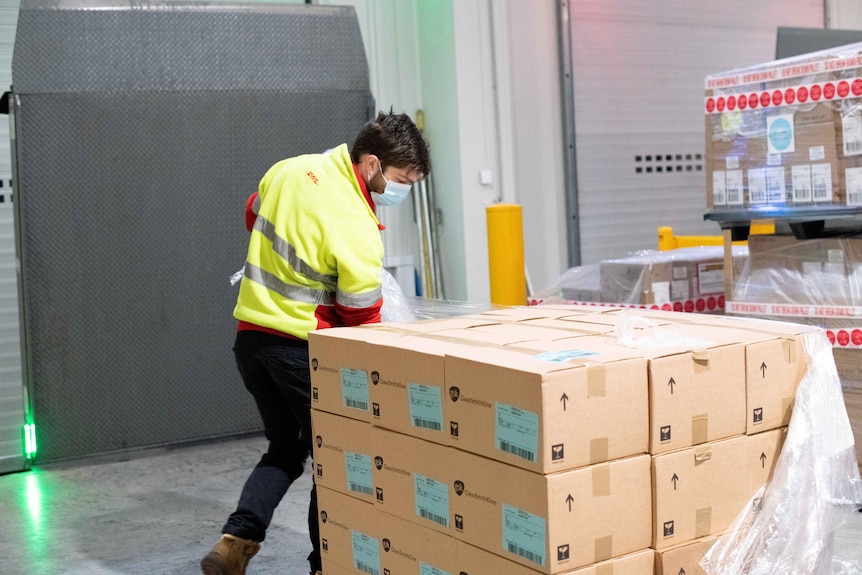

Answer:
[412,417,442,431]
[356,562,379,575]
[849,192,862,206]
[499,440,536,462]
[847,140,862,154]
[418,507,449,527]
[813,182,829,201]
[506,542,544,566]
[349,483,373,495]
[727,190,740,204]
[345,399,368,410]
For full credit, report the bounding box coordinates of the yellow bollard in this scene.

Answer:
[486,203,526,306]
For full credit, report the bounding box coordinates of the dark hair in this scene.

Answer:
[350,111,430,177]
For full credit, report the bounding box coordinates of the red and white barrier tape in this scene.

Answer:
[527,295,726,313]
[705,55,862,89]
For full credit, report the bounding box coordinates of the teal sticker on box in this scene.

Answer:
[496,402,539,463]
[341,367,369,411]
[414,473,449,528]
[352,530,381,575]
[408,383,444,432]
[531,349,599,363]
[420,562,452,575]
[345,452,373,496]
[502,504,547,566]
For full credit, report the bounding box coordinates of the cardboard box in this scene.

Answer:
[365,335,454,445]
[651,430,784,549]
[374,509,459,575]
[456,543,654,575]
[369,427,454,536]
[320,556,355,575]
[843,386,862,473]
[654,535,720,575]
[309,326,406,422]
[477,305,601,321]
[450,449,652,573]
[606,324,746,454]
[311,409,374,504]
[317,485,380,575]
[443,335,649,473]
[687,316,813,433]
[599,256,674,305]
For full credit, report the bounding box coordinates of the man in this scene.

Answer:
[201,111,430,575]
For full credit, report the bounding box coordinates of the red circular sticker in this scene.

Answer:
[662,303,672,311]
[827,330,836,345]
[784,88,796,105]
[695,299,706,312]
[684,300,694,313]
[717,97,726,112]
[749,94,759,108]
[718,295,725,308]
[797,86,809,103]
[824,83,835,99]
[838,81,850,98]
[760,92,771,107]
[727,95,736,111]
[853,79,862,96]
[673,302,683,312]
[852,329,862,346]
[706,98,715,112]
[639,305,647,309]
[650,305,659,310]
[838,330,850,346]
[771,90,783,106]
[707,296,717,310]
[738,95,747,110]
[811,84,822,101]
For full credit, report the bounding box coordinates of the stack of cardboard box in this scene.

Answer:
[309,306,812,575]
[705,42,862,209]
[731,234,862,472]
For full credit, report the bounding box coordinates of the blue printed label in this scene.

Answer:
[408,383,444,432]
[345,452,373,496]
[767,115,795,154]
[420,562,453,575]
[414,473,449,527]
[352,530,380,575]
[502,504,547,566]
[531,349,599,363]
[496,403,539,463]
[341,368,369,411]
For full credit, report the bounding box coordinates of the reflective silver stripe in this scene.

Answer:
[251,194,261,215]
[337,285,382,309]
[244,263,334,305]
[253,216,338,290]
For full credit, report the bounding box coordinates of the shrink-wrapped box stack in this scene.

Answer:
[704,42,862,208]
[308,305,809,575]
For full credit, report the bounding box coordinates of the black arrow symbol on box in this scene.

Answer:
[671,473,679,490]
[561,393,569,411]
[679,568,686,575]
[668,377,676,394]
[760,452,767,468]
[761,362,767,378]
[566,494,574,511]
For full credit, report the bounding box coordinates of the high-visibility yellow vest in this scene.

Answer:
[234,144,383,339]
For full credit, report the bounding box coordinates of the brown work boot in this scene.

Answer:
[200,534,260,575]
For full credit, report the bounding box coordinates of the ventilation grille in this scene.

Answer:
[635,153,703,174]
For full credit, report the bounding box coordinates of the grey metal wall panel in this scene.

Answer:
[566,0,824,264]
[13,0,373,462]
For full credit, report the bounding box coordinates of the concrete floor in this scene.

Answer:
[1,434,860,575]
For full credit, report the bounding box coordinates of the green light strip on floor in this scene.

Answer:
[23,424,37,459]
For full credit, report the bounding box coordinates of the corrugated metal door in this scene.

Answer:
[0,0,24,475]
[564,0,824,264]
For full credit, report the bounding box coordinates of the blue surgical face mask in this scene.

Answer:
[373,170,412,207]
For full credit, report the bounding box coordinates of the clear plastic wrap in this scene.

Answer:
[380,268,500,321]
[701,330,862,575]
[532,246,747,313]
